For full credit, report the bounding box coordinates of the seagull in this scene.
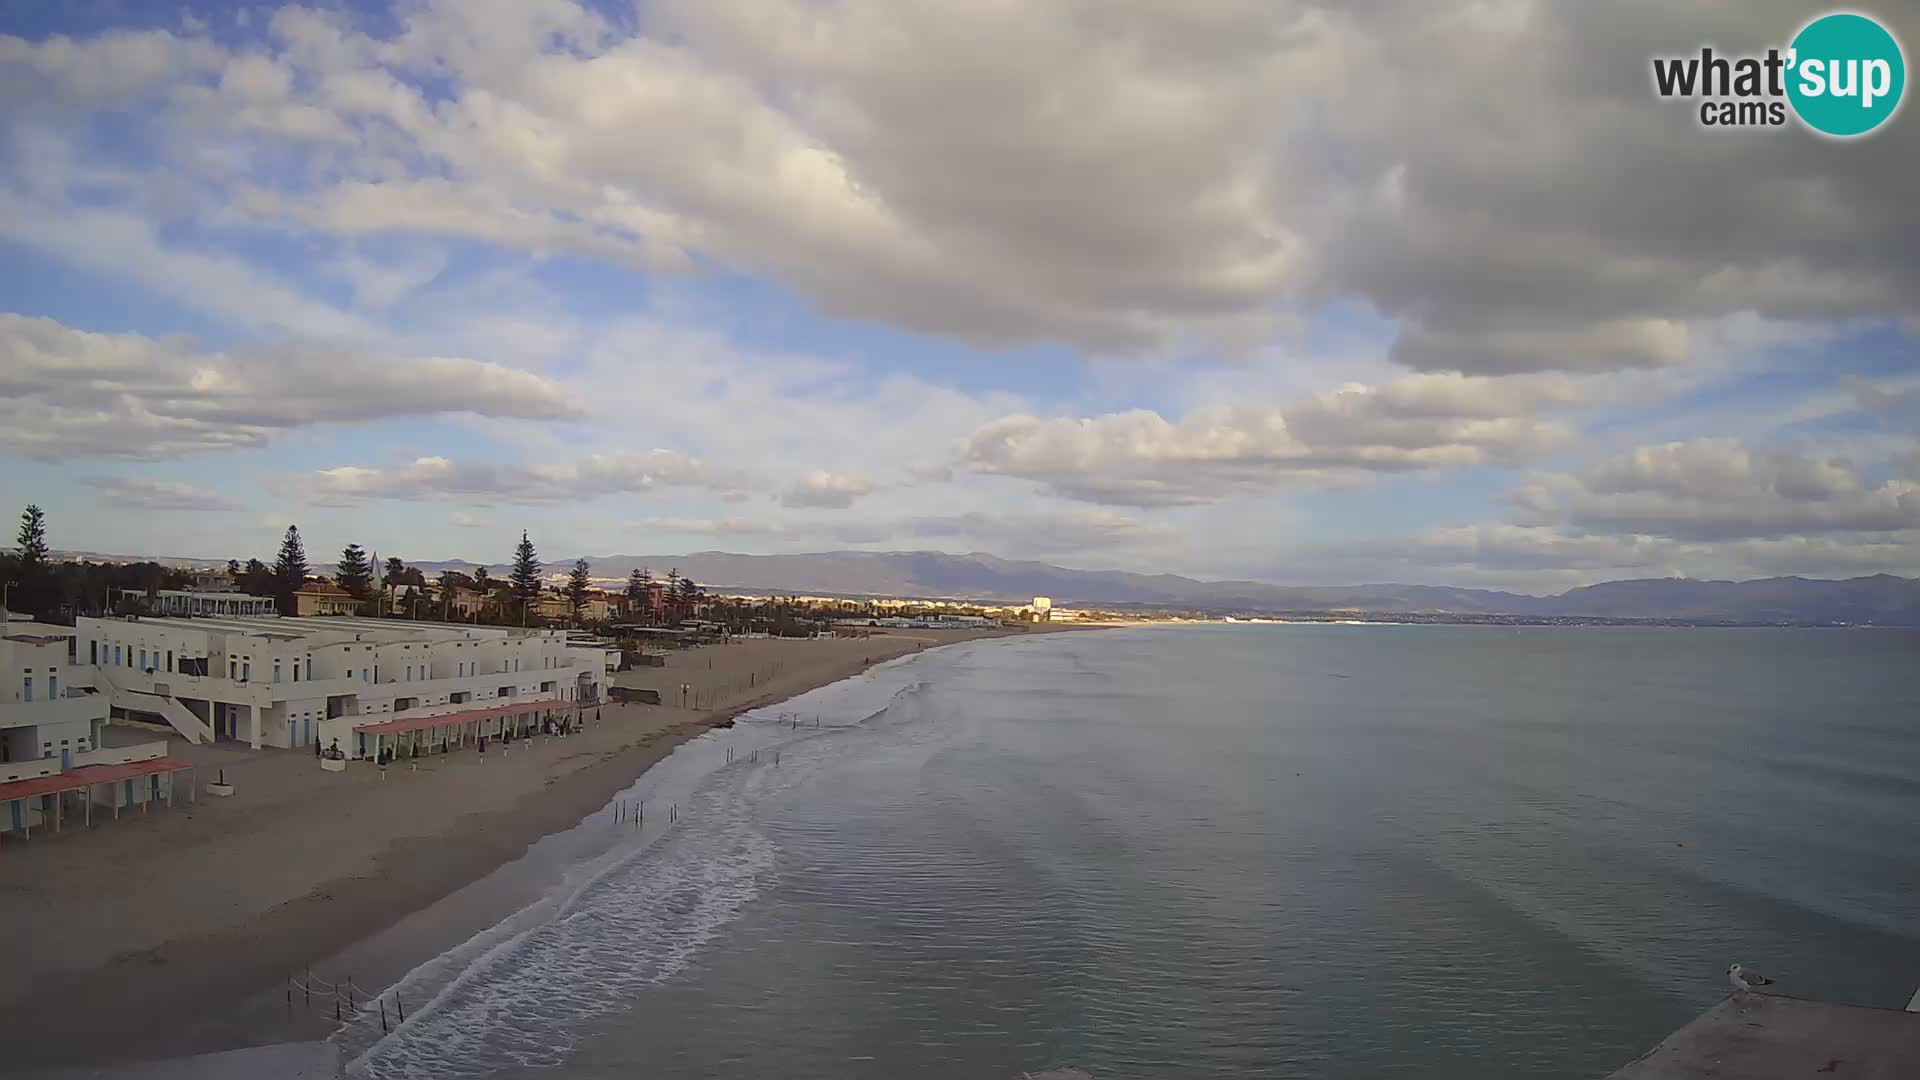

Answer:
[1729,963,1775,992]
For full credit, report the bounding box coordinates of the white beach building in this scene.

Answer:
[1,621,195,838]
[1,622,108,769]
[69,614,612,755]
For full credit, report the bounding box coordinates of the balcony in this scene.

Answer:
[0,693,110,731]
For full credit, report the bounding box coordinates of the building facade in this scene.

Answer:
[294,583,361,617]
[1,624,110,770]
[71,614,608,751]
[122,590,277,618]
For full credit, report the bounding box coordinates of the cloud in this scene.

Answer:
[449,511,493,529]
[642,516,788,536]
[780,471,874,509]
[0,29,224,108]
[0,314,582,459]
[1391,317,1691,375]
[10,0,1914,364]
[305,450,748,505]
[894,509,1164,556]
[963,373,1578,505]
[89,477,240,511]
[1515,439,1920,542]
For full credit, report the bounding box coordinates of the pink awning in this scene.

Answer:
[0,757,195,802]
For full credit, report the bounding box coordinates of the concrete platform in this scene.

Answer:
[1605,992,1920,1079]
[16,1040,339,1080]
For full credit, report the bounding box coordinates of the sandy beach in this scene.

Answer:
[0,625,1073,1070]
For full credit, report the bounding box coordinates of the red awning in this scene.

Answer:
[353,698,571,737]
[0,756,195,802]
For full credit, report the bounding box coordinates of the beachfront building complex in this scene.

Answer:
[0,622,198,838]
[2,622,109,769]
[70,614,611,753]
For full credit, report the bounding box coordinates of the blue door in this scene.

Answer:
[60,748,70,770]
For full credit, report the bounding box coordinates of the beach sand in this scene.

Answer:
[0,626,1070,1070]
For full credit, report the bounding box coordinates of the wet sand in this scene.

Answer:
[0,626,1075,1070]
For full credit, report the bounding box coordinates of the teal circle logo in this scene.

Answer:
[1787,12,1906,137]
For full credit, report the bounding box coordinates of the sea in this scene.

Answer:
[328,625,1920,1079]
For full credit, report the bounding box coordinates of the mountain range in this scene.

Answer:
[39,547,1920,625]
[396,550,1920,626]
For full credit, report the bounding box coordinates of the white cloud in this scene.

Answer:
[963,373,1578,505]
[89,477,240,511]
[780,471,874,509]
[449,511,493,529]
[642,516,788,536]
[1516,439,1920,542]
[305,450,747,505]
[10,0,1913,363]
[0,181,371,341]
[0,313,581,459]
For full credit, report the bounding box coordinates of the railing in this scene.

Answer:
[69,740,166,768]
[0,693,110,731]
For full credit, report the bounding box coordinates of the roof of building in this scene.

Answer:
[352,697,572,737]
[0,756,196,803]
[1605,992,1920,1079]
[297,582,353,597]
[2,633,72,645]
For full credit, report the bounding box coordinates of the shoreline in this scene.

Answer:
[0,625,1090,1071]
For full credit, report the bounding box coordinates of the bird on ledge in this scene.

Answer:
[1728,963,1776,993]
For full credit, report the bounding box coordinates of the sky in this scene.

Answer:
[0,0,1916,594]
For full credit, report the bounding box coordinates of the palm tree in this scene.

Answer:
[472,566,492,622]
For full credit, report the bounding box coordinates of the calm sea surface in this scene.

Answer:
[341,626,1920,1079]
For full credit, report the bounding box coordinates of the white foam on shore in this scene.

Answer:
[342,770,780,1077]
[335,658,947,1078]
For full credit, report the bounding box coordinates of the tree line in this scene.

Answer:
[2,505,705,630]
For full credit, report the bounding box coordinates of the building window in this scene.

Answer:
[22,676,32,702]
[90,641,98,665]
[114,645,123,666]
[273,660,282,685]
[305,658,313,681]
[139,649,148,670]
[49,674,59,699]
[242,661,251,682]
[293,663,299,683]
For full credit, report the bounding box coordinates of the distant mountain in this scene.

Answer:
[48,547,1920,625]
[428,550,1919,625]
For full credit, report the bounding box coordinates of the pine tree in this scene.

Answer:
[16,505,49,566]
[567,558,592,622]
[509,532,542,624]
[273,525,309,615]
[665,568,682,623]
[675,574,700,620]
[6,504,51,617]
[336,544,374,604]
